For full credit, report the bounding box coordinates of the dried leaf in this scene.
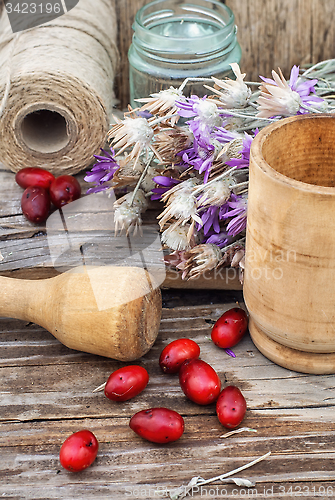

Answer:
[168,476,202,500]
[221,477,256,487]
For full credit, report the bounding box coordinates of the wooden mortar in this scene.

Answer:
[244,114,335,374]
[0,265,162,361]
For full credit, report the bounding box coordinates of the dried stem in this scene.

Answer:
[167,451,271,500]
[193,167,237,195]
[196,451,271,487]
[221,237,246,253]
[130,156,153,206]
[93,382,106,393]
[220,427,258,439]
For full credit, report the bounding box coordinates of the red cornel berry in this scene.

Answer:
[59,430,99,472]
[129,408,184,444]
[179,358,221,405]
[159,338,200,374]
[21,186,51,223]
[211,308,248,349]
[15,167,55,190]
[216,386,247,429]
[104,365,149,402]
[50,175,81,208]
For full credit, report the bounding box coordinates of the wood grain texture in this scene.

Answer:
[112,0,335,108]
[245,114,335,373]
[1,300,335,499]
[1,4,335,496]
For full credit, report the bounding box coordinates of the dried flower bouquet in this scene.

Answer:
[84,60,335,284]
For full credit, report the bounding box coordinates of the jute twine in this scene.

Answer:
[0,0,119,175]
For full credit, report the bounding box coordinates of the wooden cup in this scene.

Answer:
[243,114,335,374]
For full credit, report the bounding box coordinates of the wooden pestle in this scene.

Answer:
[0,266,162,361]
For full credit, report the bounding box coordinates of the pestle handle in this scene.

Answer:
[0,274,49,324]
[0,266,162,361]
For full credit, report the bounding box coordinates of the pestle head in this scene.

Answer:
[44,265,162,361]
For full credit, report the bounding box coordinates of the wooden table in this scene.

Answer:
[1,166,335,499]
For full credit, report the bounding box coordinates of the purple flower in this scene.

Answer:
[222,194,248,237]
[214,124,242,144]
[289,66,324,111]
[226,129,258,170]
[176,95,207,118]
[289,65,318,96]
[257,66,325,118]
[179,136,215,183]
[200,206,220,234]
[176,95,222,138]
[289,66,321,108]
[136,109,153,119]
[203,231,231,248]
[84,148,120,194]
[188,118,212,143]
[151,176,180,201]
[199,202,230,236]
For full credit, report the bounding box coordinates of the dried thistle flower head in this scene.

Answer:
[108,115,154,166]
[158,178,202,229]
[107,114,164,169]
[161,223,195,251]
[114,189,148,235]
[256,68,302,118]
[114,202,142,236]
[197,178,232,207]
[257,65,326,118]
[217,138,244,161]
[154,125,193,163]
[206,137,244,179]
[178,244,222,280]
[110,155,146,189]
[205,63,251,108]
[136,86,183,125]
[177,95,223,132]
[195,99,222,128]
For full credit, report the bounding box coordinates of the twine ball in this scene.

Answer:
[0,0,119,175]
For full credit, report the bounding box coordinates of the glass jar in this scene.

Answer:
[128,0,242,107]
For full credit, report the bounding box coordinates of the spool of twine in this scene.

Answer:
[0,0,119,175]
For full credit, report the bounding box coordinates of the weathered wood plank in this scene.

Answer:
[1,302,335,424]
[1,3,335,497]
[1,296,335,498]
[1,354,334,422]
[1,414,335,499]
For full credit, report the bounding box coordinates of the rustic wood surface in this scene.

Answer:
[1,2,335,497]
[1,165,335,499]
[112,0,335,108]
[1,294,335,499]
